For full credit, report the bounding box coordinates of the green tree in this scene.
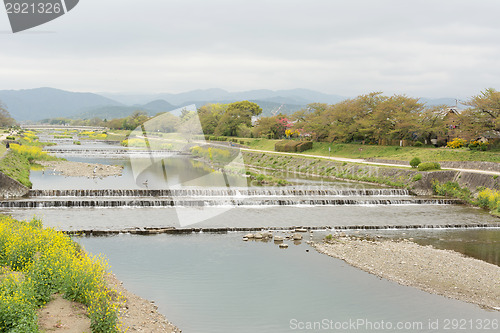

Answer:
[198,103,227,135]
[227,100,262,117]
[146,112,180,133]
[0,101,17,127]
[417,105,446,143]
[214,101,262,137]
[253,114,290,139]
[294,103,332,141]
[464,88,500,134]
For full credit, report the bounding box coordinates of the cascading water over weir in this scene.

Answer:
[0,187,462,208]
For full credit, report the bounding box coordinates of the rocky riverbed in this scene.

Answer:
[38,160,123,178]
[313,235,500,311]
[107,274,181,332]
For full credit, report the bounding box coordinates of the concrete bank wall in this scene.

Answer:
[242,152,500,195]
[0,171,29,198]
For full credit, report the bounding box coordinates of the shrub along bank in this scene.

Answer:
[274,140,313,153]
[0,216,120,332]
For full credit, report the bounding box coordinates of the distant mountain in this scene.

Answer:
[102,88,346,106]
[73,106,153,120]
[420,98,459,107]
[0,87,122,121]
[140,99,176,113]
[0,87,464,122]
[73,99,178,119]
[172,99,305,117]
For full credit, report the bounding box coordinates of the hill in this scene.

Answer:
[0,87,121,121]
[0,87,459,122]
[102,88,346,106]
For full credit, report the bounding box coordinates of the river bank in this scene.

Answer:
[38,160,123,178]
[107,273,181,332]
[36,274,181,333]
[313,235,500,311]
[241,150,500,196]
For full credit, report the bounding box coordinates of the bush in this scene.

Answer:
[409,157,421,168]
[413,141,423,147]
[412,173,422,181]
[469,140,488,151]
[418,162,441,171]
[432,181,472,202]
[10,144,52,162]
[6,136,15,140]
[296,141,313,152]
[447,138,467,149]
[476,188,500,211]
[275,140,313,152]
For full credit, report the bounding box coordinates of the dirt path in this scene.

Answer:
[314,236,500,311]
[36,275,181,333]
[38,294,91,332]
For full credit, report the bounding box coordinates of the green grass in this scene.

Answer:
[244,138,500,163]
[106,130,130,141]
[0,144,6,157]
[0,150,32,187]
[245,138,281,151]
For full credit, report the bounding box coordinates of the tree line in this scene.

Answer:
[11,88,500,145]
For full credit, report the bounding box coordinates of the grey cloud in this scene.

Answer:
[1,0,500,98]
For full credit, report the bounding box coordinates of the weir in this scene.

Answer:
[1,198,461,208]
[42,148,182,156]
[63,223,500,236]
[29,188,411,197]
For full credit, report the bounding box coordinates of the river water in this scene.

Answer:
[3,139,500,332]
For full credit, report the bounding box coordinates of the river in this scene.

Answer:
[3,138,500,332]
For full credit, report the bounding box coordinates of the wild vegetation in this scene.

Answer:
[0,131,59,187]
[0,216,120,332]
[431,181,500,215]
[0,150,32,187]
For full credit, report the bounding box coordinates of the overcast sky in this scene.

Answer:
[1,0,500,99]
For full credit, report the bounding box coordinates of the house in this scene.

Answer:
[442,107,462,141]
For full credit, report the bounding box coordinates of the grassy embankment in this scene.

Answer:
[243,152,411,188]
[190,145,289,186]
[0,132,59,188]
[243,138,500,163]
[106,130,130,141]
[0,216,120,332]
[234,138,500,214]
